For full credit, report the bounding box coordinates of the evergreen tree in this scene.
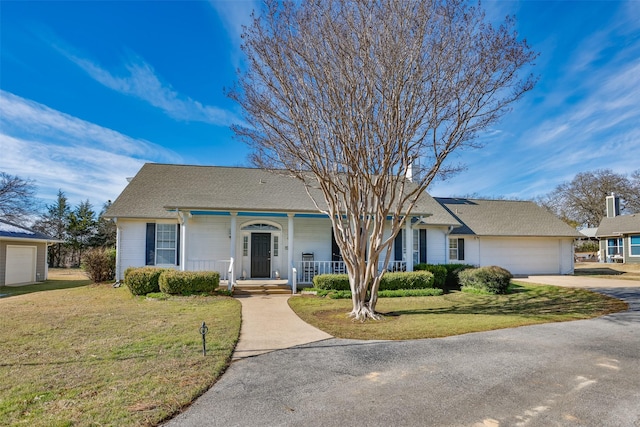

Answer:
[33,190,71,267]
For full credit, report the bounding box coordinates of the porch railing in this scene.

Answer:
[294,260,406,284]
[187,259,231,281]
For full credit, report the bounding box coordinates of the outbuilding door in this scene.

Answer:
[5,245,37,285]
[251,233,271,278]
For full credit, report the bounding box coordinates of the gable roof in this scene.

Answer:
[0,219,56,241]
[435,198,582,238]
[106,163,459,226]
[596,214,640,237]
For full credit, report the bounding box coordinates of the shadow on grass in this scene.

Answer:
[382,285,627,318]
[0,279,92,299]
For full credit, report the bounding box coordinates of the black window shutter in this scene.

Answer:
[145,223,156,265]
[176,224,181,266]
[394,231,403,261]
[331,228,342,261]
[458,238,465,261]
[419,229,427,264]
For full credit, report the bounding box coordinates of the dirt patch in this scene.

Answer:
[48,268,89,281]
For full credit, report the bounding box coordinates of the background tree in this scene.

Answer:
[230,0,537,319]
[537,169,640,228]
[0,172,38,225]
[67,200,97,267]
[33,190,71,267]
[90,201,117,248]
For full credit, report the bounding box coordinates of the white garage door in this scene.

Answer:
[480,238,561,275]
[5,245,37,285]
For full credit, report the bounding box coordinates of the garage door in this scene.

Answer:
[5,245,37,285]
[480,238,560,275]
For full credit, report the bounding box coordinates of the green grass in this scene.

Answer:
[0,278,241,427]
[288,282,628,340]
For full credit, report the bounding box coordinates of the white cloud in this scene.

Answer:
[209,0,260,69]
[209,0,260,45]
[0,90,182,207]
[431,2,640,200]
[60,51,239,126]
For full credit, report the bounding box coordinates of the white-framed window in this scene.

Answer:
[156,224,177,264]
[273,235,279,257]
[449,238,458,260]
[630,235,640,256]
[607,238,623,256]
[449,238,465,261]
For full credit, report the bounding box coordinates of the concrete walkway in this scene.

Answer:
[232,294,332,359]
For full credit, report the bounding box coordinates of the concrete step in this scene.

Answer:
[233,284,292,295]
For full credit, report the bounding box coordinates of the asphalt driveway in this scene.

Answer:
[166,278,640,427]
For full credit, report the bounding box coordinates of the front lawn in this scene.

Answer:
[0,278,241,427]
[289,282,628,340]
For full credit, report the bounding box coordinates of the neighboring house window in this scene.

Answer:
[630,235,640,256]
[243,235,249,256]
[607,238,623,256]
[274,235,279,257]
[449,238,465,261]
[145,223,180,266]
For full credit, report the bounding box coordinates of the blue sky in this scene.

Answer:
[1,1,639,212]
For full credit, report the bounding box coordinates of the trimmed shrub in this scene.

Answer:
[125,267,167,296]
[313,274,350,290]
[459,266,513,295]
[414,264,447,289]
[380,271,434,290]
[379,288,442,297]
[313,271,435,291]
[443,263,476,291]
[159,270,220,295]
[81,248,116,282]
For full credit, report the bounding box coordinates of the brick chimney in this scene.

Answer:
[605,193,620,218]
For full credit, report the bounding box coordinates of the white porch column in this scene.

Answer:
[179,212,187,271]
[229,212,237,284]
[405,217,414,271]
[288,213,295,288]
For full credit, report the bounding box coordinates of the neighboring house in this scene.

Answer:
[105,164,580,289]
[435,198,582,275]
[0,220,56,286]
[596,194,640,264]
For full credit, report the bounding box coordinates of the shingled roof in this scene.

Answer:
[106,163,458,226]
[596,214,640,237]
[0,219,56,241]
[435,198,582,237]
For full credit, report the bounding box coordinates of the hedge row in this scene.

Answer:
[159,270,220,295]
[459,266,513,294]
[312,271,435,291]
[309,288,443,299]
[124,267,220,296]
[414,263,477,290]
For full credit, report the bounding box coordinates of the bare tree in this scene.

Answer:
[538,169,640,228]
[230,0,537,320]
[0,172,38,225]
